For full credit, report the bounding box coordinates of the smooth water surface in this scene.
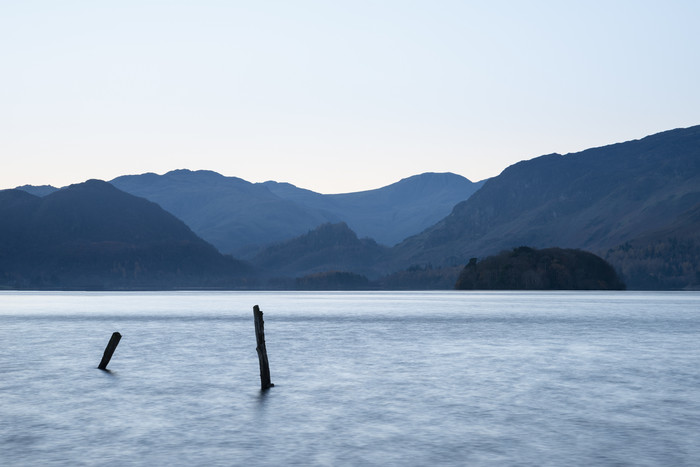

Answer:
[1,291,699,466]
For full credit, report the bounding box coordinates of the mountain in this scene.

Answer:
[0,180,252,289]
[263,172,484,246]
[251,221,466,290]
[111,170,482,257]
[390,125,700,289]
[9,126,698,290]
[15,184,59,197]
[604,202,700,289]
[110,170,341,258]
[454,247,625,290]
[252,222,388,282]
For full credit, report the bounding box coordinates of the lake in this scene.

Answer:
[1,291,699,466]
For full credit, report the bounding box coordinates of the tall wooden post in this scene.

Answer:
[253,305,274,389]
[98,332,122,370]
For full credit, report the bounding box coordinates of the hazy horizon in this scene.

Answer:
[6,123,696,195]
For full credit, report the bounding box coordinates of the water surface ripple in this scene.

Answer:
[1,291,699,466]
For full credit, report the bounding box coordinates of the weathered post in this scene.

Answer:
[98,332,122,370]
[253,305,274,389]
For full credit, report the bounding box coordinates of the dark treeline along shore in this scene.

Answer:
[4,125,700,290]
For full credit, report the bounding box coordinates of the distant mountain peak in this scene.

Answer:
[398,171,474,184]
[14,184,59,197]
[166,168,223,177]
[164,169,249,183]
[111,169,484,254]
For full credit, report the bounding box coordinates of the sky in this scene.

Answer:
[2,1,699,194]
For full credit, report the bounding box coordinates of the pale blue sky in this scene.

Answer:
[2,1,699,193]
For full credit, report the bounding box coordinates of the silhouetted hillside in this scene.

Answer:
[0,180,252,289]
[10,126,699,290]
[455,247,625,290]
[252,222,388,281]
[391,125,700,289]
[110,170,482,258]
[111,169,336,258]
[15,184,58,197]
[264,172,484,246]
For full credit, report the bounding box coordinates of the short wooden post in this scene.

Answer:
[98,332,122,370]
[253,305,274,389]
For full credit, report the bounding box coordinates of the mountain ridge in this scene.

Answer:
[0,180,252,289]
[108,170,482,256]
[111,169,333,257]
[388,125,700,288]
[8,124,700,290]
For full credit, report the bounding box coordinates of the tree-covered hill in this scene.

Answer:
[455,247,625,290]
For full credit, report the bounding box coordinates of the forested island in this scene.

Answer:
[455,247,625,290]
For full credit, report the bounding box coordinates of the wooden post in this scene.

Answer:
[253,305,274,389]
[98,332,122,370]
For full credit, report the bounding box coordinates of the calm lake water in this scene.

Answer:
[1,291,699,466]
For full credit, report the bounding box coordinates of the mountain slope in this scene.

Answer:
[111,170,339,258]
[603,202,700,289]
[252,222,388,280]
[111,170,483,257]
[15,184,58,197]
[264,172,484,246]
[0,180,252,289]
[390,125,700,289]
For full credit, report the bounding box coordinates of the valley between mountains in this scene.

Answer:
[5,125,699,290]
